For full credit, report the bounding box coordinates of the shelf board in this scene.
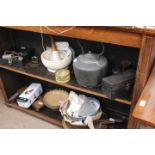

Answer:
[3,26,141,48]
[8,102,63,128]
[0,62,131,105]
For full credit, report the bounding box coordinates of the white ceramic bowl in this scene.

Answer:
[41,48,72,73]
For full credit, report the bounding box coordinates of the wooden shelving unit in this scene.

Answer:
[1,26,155,128]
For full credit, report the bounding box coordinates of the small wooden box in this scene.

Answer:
[32,97,44,112]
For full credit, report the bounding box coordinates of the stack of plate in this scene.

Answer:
[60,96,102,127]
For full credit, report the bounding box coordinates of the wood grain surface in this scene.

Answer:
[3,26,141,48]
[133,65,155,127]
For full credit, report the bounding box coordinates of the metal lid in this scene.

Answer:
[73,52,108,71]
[56,69,70,77]
[55,69,70,83]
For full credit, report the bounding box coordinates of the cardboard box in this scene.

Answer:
[17,83,43,108]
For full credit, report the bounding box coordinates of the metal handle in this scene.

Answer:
[97,43,105,59]
[77,40,85,54]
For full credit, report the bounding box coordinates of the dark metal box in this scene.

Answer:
[102,69,135,99]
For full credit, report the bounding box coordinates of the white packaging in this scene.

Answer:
[55,42,70,50]
[17,83,43,108]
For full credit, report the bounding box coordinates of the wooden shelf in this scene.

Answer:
[3,26,141,48]
[0,26,155,128]
[0,62,131,105]
[8,102,63,128]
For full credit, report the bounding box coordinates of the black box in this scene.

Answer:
[102,69,135,99]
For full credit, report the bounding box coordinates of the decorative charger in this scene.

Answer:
[43,90,69,110]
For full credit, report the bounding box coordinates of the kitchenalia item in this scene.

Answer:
[62,111,107,129]
[31,56,39,64]
[102,69,135,99]
[74,97,100,119]
[62,92,101,119]
[55,69,70,83]
[120,60,132,71]
[60,92,102,128]
[62,119,90,129]
[41,38,73,73]
[62,107,103,128]
[9,87,27,102]
[17,83,43,108]
[73,42,108,88]
[1,46,34,66]
[62,117,124,129]
[49,37,61,61]
[43,90,69,110]
[112,67,121,75]
[62,118,107,129]
[32,97,44,111]
[64,96,101,121]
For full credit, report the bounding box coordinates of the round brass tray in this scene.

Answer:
[43,90,69,110]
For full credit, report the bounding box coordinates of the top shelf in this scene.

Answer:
[2,26,142,48]
[0,62,131,105]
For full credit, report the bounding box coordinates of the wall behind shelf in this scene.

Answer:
[0,28,14,54]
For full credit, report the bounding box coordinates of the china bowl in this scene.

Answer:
[41,48,72,73]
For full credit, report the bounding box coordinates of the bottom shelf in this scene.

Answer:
[6,101,128,129]
[8,102,63,128]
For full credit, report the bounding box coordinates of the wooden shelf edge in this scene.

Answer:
[133,115,155,128]
[2,26,141,48]
[7,102,63,128]
[0,65,131,105]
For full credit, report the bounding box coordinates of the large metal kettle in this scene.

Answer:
[73,42,108,88]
